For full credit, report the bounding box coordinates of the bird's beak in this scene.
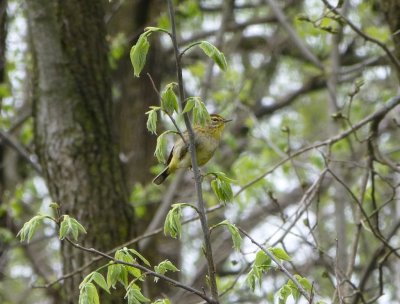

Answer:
[223,118,233,123]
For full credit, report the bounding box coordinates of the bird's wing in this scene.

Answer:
[166,147,174,165]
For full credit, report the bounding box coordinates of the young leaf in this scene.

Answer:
[215,220,242,251]
[278,284,292,304]
[107,263,122,288]
[92,272,110,294]
[128,248,151,267]
[189,97,210,126]
[154,259,179,283]
[59,215,87,241]
[17,214,47,242]
[125,283,150,304]
[254,250,271,269]
[79,282,99,304]
[211,175,233,204]
[145,107,160,135]
[198,41,228,71]
[130,33,150,77]
[182,97,195,114]
[161,83,179,114]
[154,131,171,164]
[269,247,291,261]
[245,268,257,291]
[163,204,183,239]
[115,249,142,279]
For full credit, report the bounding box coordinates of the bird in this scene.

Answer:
[153,114,231,185]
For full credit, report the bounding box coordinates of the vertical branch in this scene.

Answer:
[166,1,219,303]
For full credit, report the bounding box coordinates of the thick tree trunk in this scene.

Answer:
[26,0,134,302]
[381,0,400,80]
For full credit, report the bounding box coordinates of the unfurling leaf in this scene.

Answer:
[211,172,234,204]
[163,204,183,239]
[154,260,179,282]
[59,215,86,241]
[187,97,210,126]
[161,83,179,114]
[17,214,47,242]
[125,283,150,304]
[269,247,291,261]
[214,220,242,251]
[154,131,174,164]
[145,106,160,135]
[130,33,150,77]
[79,282,99,304]
[198,41,228,71]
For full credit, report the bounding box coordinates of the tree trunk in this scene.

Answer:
[26,0,134,302]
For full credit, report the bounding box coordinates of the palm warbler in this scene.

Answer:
[153,114,231,185]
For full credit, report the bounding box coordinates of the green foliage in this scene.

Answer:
[246,250,271,291]
[154,260,179,282]
[185,97,210,126]
[79,282,99,304]
[125,283,150,304]
[145,106,160,135]
[80,272,110,294]
[161,83,179,114]
[154,130,175,164]
[163,204,184,239]
[212,220,242,251]
[210,172,234,204]
[59,215,87,241]
[130,27,169,77]
[278,275,313,304]
[198,41,228,71]
[17,214,49,242]
[269,247,291,261]
[130,33,150,77]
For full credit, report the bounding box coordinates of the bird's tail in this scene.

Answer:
[153,167,170,185]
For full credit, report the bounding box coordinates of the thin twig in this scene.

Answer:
[238,227,312,303]
[321,0,400,72]
[62,237,213,303]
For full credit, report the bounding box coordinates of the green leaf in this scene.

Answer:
[161,83,179,114]
[125,283,150,304]
[211,175,233,204]
[92,272,110,294]
[145,107,160,135]
[182,98,195,114]
[115,249,142,279]
[128,248,151,267]
[278,284,292,304]
[59,215,86,241]
[216,220,242,251]
[163,204,183,239]
[269,247,291,261]
[17,215,47,242]
[154,131,173,164]
[154,260,179,279]
[79,282,99,304]
[254,250,271,269]
[188,97,210,126]
[130,33,150,77]
[107,263,122,288]
[245,269,257,291]
[198,41,228,71]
